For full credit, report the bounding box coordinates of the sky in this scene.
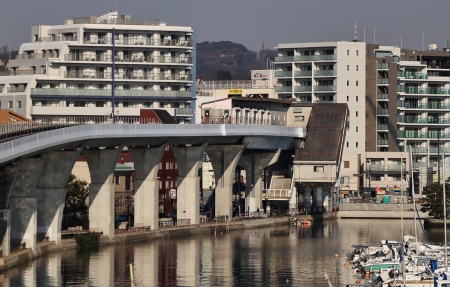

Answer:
[0,0,449,52]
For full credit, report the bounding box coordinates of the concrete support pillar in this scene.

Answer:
[172,144,207,224]
[10,198,37,253]
[206,144,247,218]
[238,150,280,213]
[177,240,199,286]
[129,146,167,229]
[9,156,47,253]
[1,209,10,258]
[89,247,114,286]
[85,147,123,239]
[135,243,158,286]
[36,150,82,244]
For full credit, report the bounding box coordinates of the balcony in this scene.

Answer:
[413,162,428,168]
[275,71,293,77]
[275,86,292,93]
[113,55,192,64]
[65,54,112,61]
[377,78,389,84]
[7,87,26,93]
[377,93,389,100]
[1,70,46,76]
[37,35,77,42]
[175,108,193,115]
[313,70,336,76]
[0,87,3,93]
[293,86,312,92]
[314,85,336,92]
[429,147,450,153]
[116,73,192,81]
[274,54,337,62]
[377,63,389,69]
[293,71,311,77]
[377,109,389,115]
[377,139,389,145]
[397,100,404,107]
[64,71,109,79]
[377,124,388,130]
[31,88,192,98]
[397,85,405,92]
[16,53,58,59]
[80,37,193,47]
[404,72,428,79]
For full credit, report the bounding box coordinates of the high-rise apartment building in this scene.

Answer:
[0,12,195,123]
[273,41,366,155]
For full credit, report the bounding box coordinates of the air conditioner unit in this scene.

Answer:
[433,162,438,168]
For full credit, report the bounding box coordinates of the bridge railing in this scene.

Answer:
[262,189,292,200]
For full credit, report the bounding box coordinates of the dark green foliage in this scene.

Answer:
[420,178,450,218]
[196,41,277,80]
[216,70,232,80]
[74,232,100,247]
[0,45,19,70]
[64,174,89,221]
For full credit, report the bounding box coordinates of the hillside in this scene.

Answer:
[196,41,277,80]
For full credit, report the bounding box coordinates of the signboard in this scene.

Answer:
[228,88,242,94]
[170,189,177,199]
[251,70,269,80]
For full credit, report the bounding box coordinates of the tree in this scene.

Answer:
[64,174,89,221]
[216,70,232,80]
[420,177,450,218]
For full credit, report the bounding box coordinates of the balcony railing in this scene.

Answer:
[275,86,292,93]
[377,139,389,145]
[64,71,109,79]
[377,124,388,130]
[31,88,192,98]
[80,37,193,47]
[377,109,389,115]
[314,70,336,76]
[377,63,389,69]
[397,100,405,107]
[64,71,192,81]
[114,55,192,64]
[73,17,160,26]
[7,87,26,92]
[175,108,193,115]
[314,85,336,91]
[294,86,312,92]
[16,53,58,59]
[377,93,389,99]
[37,35,77,42]
[274,54,337,62]
[293,71,311,77]
[275,71,292,77]
[65,54,112,61]
[377,78,389,84]
[1,70,46,76]
[404,72,428,79]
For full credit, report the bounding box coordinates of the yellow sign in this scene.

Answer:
[228,89,242,94]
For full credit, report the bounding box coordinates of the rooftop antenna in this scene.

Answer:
[401,35,402,48]
[8,41,10,61]
[364,26,365,42]
[353,22,359,42]
[256,44,260,60]
[374,27,376,44]
[422,31,424,51]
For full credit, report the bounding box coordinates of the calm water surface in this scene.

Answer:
[2,219,446,287]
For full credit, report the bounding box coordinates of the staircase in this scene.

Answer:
[262,171,294,200]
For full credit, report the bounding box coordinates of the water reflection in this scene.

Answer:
[1,219,446,286]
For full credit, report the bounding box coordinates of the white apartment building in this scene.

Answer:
[273,41,366,155]
[0,12,195,123]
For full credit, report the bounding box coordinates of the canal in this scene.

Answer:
[1,219,444,286]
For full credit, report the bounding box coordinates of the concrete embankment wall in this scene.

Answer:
[338,203,429,219]
[1,215,334,272]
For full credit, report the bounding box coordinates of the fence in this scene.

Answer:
[115,226,151,234]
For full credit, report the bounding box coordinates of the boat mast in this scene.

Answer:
[409,146,418,250]
[444,152,448,271]
[401,155,406,285]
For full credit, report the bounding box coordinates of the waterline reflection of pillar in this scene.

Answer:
[134,243,157,286]
[89,247,114,286]
[177,240,199,286]
[46,252,62,286]
[212,234,233,286]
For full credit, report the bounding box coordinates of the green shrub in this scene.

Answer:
[74,232,100,247]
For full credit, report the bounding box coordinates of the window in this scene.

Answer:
[347,65,349,71]
[356,81,359,86]
[346,142,349,148]
[356,126,358,132]
[344,161,350,168]
[356,65,359,71]
[347,50,349,55]
[314,166,324,172]
[356,50,359,56]
[347,96,349,102]
[8,101,12,108]
[115,176,120,185]
[356,142,359,148]
[356,111,359,117]
[17,101,21,108]
[347,80,349,86]
[96,101,104,107]
[341,176,350,184]
[294,115,304,122]
[356,96,358,102]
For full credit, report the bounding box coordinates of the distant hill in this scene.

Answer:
[196,41,277,81]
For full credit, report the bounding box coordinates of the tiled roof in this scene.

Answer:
[294,103,348,162]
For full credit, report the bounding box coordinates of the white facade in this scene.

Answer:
[274,41,366,155]
[0,12,195,123]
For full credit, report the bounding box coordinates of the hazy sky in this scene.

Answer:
[1,0,449,52]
